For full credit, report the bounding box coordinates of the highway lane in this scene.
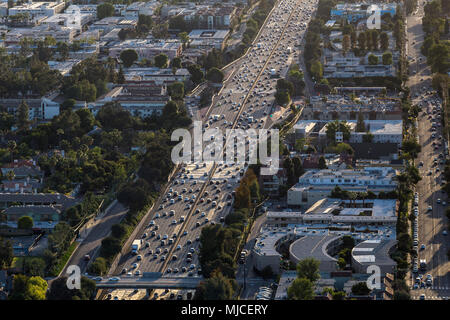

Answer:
[110,0,318,290]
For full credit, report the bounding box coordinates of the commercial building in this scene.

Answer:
[121,1,158,18]
[163,4,237,30]
[89,17,137,35]
[253,198,397,276]
[287,167,397,207]
[323,51,397,79]
[8,1,65,18]
[268,198,398,227]
[293,120,317,138]
[316,119,403,146]
[87,83,170,118]
[330,3,396,23]
[108,39,182,61]
[188,29,229,50]
[351,239,397,275]
[302,94,402,121]
[4,25,77,44]
[124,67,190,85]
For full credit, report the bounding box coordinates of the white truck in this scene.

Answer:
[131,239,142,255]
[248,116,254,123]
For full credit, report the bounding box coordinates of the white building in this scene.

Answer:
[287,167,398,207]
[188,29,229,50]
[121,1,158,18]
[8,1,65,18]
[108,39,182,61]
[293,120,317,138]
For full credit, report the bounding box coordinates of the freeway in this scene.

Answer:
[95,276,203,290]
[406,2,450,300]
[109,0,318,294]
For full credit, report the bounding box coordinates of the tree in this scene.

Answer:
[61,99,76,111]
[351,282,371,296]
[17,100,29,131]
[332,291,346,300]
[120,49,138,68]
[358,32,366,51]
[337,257,346,269]
[394,290,411,300]
[382,51,393,65]
[178,32,190,48]
[310,60,323,79]
[168,82,185,100]
[137,14,153,34]
[206,67,224,83]
[356,111,366,132]
[117,65,125,84]
[350,31,357,49]
[194,270,234,300]
[10,275,47,300]
[23,257,45,277]
[18,216,33,229]
[368,54,378,65]
[380,32,389,51]
[275,90,290,105]
[97,3,114,20]
[88,257,108,276]
[187,64,204,85]
[154,53,169,68]
[370,30,379,50]
[0,237,13,269]
[111,224,127,239]
[162,101,179,117]
[287,277,314,300]
[7,140,16,163]
[342,34,350,55]
[326,120,351,141]
[57,42,70,61]
[292,156,304,178]
[170,57,182,69]
[427,42,450,74]
[318,156,327,169]
[100,237,121,259]
[47,276,96,300]
[296,258,320,282]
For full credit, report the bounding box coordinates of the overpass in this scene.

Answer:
[95,274,204,290]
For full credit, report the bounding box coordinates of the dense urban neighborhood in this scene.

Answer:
[0,0,448,304]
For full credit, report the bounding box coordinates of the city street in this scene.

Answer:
[406,2,449,300]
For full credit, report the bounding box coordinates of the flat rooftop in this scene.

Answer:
[289,234,339,264]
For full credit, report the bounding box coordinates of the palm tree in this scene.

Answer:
[7,140,16,163]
